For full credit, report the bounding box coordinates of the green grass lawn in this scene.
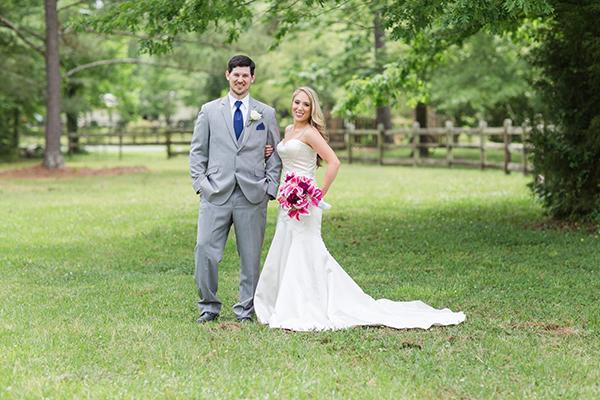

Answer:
[0,152,598,399]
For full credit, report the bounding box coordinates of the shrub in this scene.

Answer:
[529,1,600,222]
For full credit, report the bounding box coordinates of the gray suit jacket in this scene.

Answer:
[190,95,282,205]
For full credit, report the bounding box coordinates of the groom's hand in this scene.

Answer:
[264,145,274,159]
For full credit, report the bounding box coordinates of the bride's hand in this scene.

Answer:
[264,144,274,159]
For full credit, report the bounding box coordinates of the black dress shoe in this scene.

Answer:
[237,317,252,323]
[196,312,219,324]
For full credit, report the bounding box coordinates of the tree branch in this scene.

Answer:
[1,15,45,41]
[0,15,45,56]
[65,57,211,77]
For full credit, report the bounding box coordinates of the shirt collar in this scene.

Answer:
[228,92,249,110]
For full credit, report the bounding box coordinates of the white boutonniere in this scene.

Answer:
[250,109,262,122]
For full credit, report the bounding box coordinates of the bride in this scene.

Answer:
[254,87,466,331]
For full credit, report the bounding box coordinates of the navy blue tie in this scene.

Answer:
[233,100,243,140]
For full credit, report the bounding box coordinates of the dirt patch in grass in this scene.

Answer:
[0,165,149,179]
[509,322,578,336]
[215,321,243,331]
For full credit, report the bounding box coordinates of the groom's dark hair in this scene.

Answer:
[228,55,255,75]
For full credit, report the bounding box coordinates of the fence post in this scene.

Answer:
[521,119,529,175]
[412,121,420,166]
[166,130,172,159]
[503,118,512,174]
[377,123,385,165]
[445,120,453,167]
[479,120,487,170]
[346,124,354,164]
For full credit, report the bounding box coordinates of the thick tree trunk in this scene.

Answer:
[43,0,64,169]
[373,9,393,140]
[416,102,432,157]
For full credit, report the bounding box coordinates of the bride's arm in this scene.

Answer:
[305,128,340,196]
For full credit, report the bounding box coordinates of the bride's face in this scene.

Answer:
[292,91,311,124]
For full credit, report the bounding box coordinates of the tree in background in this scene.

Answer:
[0,0,46,158]
[83,0,401,128]
[1,0,133,163]
[4,0,597,220]
[43,0,63,168]
[528,1,600,221]
[429,28,543,126]
[330,0,598,221]
[61,23,138,153]
[1,0,215,164]
[274,0,598,221]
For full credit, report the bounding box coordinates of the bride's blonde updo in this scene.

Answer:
[292,86,328,166]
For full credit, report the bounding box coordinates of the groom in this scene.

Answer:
[190,55,282,323]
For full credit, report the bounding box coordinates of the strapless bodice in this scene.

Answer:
[276,139,317,179]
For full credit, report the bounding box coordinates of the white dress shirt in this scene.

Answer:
[228,92,249,126]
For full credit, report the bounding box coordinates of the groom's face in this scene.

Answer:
[226,66,254,98]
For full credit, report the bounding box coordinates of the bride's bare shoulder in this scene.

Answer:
[304,126,325,142]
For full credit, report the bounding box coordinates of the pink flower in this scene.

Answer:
[276,172,324,220]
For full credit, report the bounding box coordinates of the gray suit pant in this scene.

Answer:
[195,185,267,319]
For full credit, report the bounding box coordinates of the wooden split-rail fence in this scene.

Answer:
[66,119,534,174]
[331,119,533,174]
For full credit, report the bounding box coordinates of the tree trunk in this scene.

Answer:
[43,0,64,169]
[416,102,431,157]
[66,82,80,154]
[373,9,393,141]
[66,111,78,153]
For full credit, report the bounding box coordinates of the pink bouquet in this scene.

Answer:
[277,172,324,220]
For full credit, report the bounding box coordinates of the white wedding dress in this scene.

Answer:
[254,139,466,331]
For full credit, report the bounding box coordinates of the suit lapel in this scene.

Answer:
[220,96,239,147]
[239,97,261,150]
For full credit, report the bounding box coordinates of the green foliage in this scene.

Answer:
[336,56,428,116]
[259,24,362,116]
[429,29,543,126]
[61,29,139,128]
[528,1,600,221]
[79,1,551,122]
[0,155,598,397]
[0,1,145,153]
[0,102,19,158]
[74,0,254,54]
[3,0,596,220]
[0,0,46,156]
[335,1,554,116]
[383,0,553,43]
